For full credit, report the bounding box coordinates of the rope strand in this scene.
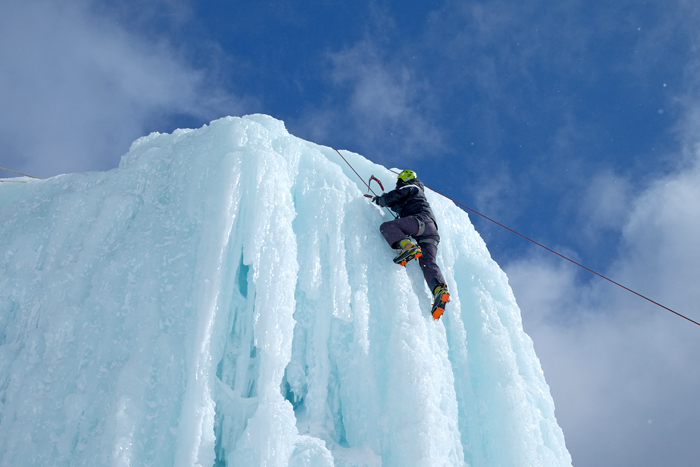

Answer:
[422,180,700,327]
[362,165,699,328]
[333,149,397,219]
[0,166,44,180]
[5,154,695,326]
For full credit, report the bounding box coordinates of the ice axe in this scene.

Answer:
[363,175,385,198]
[329,149,395,218]
[364,175,397,219]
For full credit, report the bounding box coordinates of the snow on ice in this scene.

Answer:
[0,115,572,466]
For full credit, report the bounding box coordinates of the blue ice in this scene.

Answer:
[0,115,572,466]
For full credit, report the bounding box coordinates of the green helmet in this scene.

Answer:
[397,170,417,182]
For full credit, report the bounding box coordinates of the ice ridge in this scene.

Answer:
[0,114,572,466]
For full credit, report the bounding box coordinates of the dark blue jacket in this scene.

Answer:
[374,178,437,227]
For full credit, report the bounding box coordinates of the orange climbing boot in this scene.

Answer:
[431,284,450,320]
[393,239,422,266]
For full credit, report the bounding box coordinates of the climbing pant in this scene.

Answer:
[379,214,446,292]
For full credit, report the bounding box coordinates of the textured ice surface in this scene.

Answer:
[0,115,572,466]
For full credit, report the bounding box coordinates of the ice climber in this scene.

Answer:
[372,170,450,319]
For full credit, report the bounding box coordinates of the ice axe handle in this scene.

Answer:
[369,175,385,192]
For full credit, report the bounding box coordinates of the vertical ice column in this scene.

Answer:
[214,118,304,466]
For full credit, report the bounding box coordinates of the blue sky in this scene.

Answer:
[3,1,700,465]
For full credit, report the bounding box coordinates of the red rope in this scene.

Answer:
[383,169,700,327]
[333,149,373,193]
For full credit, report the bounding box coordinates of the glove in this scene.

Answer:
[372,196,381,205]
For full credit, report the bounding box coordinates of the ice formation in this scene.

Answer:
[0,115,572,466]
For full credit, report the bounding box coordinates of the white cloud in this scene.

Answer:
[298,39,443,164]
[614,158,700,313]
[419,6,700,464]
[0,0,244,178]
[579,170,633,237]
[326,5,438,146]
[503,3,700,449]
[506,146,700,465]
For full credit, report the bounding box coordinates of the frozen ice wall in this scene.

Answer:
[0,115,571,467]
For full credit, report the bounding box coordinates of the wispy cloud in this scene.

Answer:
[491,2,700,465]
[613,158,700,310]
[578,171,633,239]
[326,40,443,160]
[291,4,445,168]
[507,55,700,467]
[0,0,244,178]
[508,204,700,466]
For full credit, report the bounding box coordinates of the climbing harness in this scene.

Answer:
[331,149,699,328]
